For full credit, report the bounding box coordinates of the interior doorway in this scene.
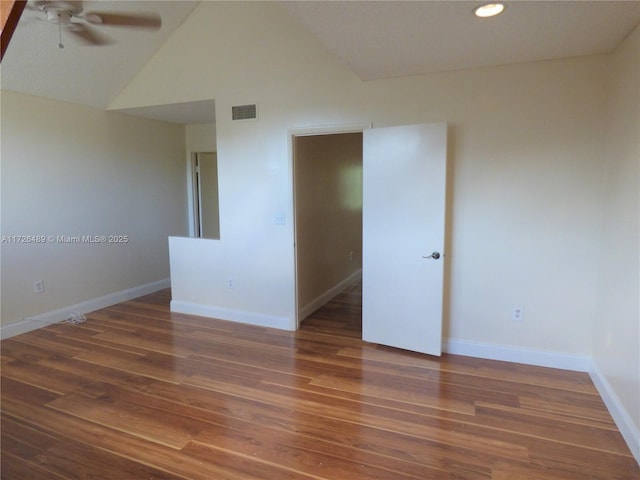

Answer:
[190,152,220,239]
[293,132,364,331]
[293,123,448,355]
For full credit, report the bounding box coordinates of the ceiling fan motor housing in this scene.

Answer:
[36,1,81,25]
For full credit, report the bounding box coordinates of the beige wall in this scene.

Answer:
[377,58,607,355]
[294,133,363,314]
[120,1,609,351]
[0,91,187,325]
[593,25,640,450]
[110,3,637,448]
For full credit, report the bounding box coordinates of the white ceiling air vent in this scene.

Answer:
[232,104,258,121]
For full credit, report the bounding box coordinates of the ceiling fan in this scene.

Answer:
[26,0,162,48]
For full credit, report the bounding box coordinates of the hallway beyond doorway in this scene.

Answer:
[300,278,362,339]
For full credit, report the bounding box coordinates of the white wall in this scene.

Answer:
[113,2,609,352]
[134,2,362,329]
[186,123,216,153]
[364,59,608,358]
[593,25,640,461]
[1,91,187,327]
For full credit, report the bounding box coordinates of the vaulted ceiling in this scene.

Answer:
[1,1,199,110]
[1,1,638,124]
[283,1,640,80]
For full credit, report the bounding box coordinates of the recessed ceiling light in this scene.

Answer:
[474,3,505,18]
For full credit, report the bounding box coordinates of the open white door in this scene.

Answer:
[362,122,447,356]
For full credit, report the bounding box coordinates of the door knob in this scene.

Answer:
[422,251,441,260]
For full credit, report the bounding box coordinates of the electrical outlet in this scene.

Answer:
[349,251,354,262]
[227,278,234,289]
[34,280,45,294]
[512,306,524,322]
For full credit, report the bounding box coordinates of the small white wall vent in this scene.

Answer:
[232,104,258,121]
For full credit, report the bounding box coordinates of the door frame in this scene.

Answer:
[289,123,370,329]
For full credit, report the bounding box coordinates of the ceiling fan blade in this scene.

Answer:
[67,23,112,46]
[85,12,161,29]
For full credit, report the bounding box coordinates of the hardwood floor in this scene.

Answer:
[1,283,638,479]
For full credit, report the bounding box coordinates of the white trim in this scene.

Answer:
[170,300,292,331]
[299,269,362,321]
[589,361,640,464]
[444,338,591,372]
[289,123,370,138]
[0,278,171,340]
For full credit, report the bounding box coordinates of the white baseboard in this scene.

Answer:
[1,278,171,340]
[299,269,362,321]
[589,361,640,464]
[171,300,293,331]
[444,338,591,372]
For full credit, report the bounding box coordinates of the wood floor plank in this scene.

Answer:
[2,283,638,479]
[1,452,69,480]
[46,390,198,449]
[184,438,449,480]
[182,373,533,463]
[473,402,628,452]
[2,414,185,480]
[517,395,616,427]
[72,348,185,384]
[1,416,60,461]
[338,346,599,395]
[2,382,249,480]
[10,325,150,357]
[141,379,516,476]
